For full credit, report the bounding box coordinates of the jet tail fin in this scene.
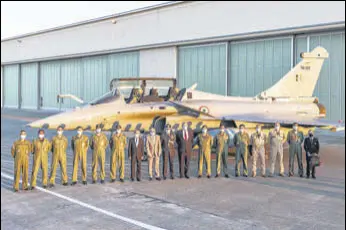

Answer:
[257,46,329,99]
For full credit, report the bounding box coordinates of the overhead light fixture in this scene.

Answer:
[111,19,117,24]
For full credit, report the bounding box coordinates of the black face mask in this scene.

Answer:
[309,133,313,137]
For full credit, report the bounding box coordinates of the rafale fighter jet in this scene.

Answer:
[27,46,344,135]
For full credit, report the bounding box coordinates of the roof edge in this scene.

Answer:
[1,1,188,42]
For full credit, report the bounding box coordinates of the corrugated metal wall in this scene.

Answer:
[40,61,61,110]
[178,44,227,95]
[228,37,292,96]
[295,31,345,121]
[21,63,38,109]
[3,64,19,108]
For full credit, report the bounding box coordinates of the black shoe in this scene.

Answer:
[198,175,202,178]
[111,179,116,183]
[49,184,55,188]
[30,186,35,190]
[268,174,274,177]
[71,181,77,186]
[261,174,266,178]
[225,174,229,178]
[137,178,141,182]
[14,189,18,192]
[171,176,174,180]
[279,173,285,177]
[243,174,248,177]
[82,181,87,185]
[156,177,161,181]
[215,174,219,178]
[163,176,167,180]
[300,175,303,178]
[185,175,190,179]
[312,175,316,179]
[306,175,310,179]
[289,173,293,177]
[149,177,153,181]
[235,174,239,177]
[92,180,96,184]
[43,185,47,189]
[180,175,184,179]
[63,183,68,186]
[131,178,134,182]
[120,179,124,183]
[207,175,211,179]
[24,188,29,191]
[101,180,105,184]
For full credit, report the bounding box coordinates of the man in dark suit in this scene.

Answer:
[161,124,178,180]
[128,129,144,181]
[176,123,194,179]
[303,130,320,179]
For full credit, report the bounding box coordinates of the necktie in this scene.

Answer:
[184,131,187,140]
[135,138,138,147]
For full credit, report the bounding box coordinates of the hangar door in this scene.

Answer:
[3,64,19,108]
[295,31,345,121]
[178,43,227,95]
[228,37,292,97]
[21,63,38,109]
[40,61,61,110]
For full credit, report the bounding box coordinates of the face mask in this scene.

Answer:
[135,133,140,138]
[39,134,45,139]
[309,133,313,137]
[220,129,225,133]
[116,129,121,134]
[256,128,261,133]
[96,129,101,133]
[166,129,171,134]
[57,131,63,135]
[275,126,280,130]
[202,129,207,134]
[183,125,188,130]
[240,129,244,133]
[20,135,26,140]
[77,131,82,135]
[150,132,155,136]
[293,126,298,131]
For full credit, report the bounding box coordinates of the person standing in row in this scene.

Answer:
[109,125,127,183]
[71,127,89,185]
[304,130,320,179]
[49,126,69,187]
[90,125,108,184]
[31,129,51,189]
[128,129,144,181]
[11,130,32,192]
[176,123,194,179]
[161,124,177,180]
[196,125,212,179]
[268,122,285,177]
[234,124,250,177]
[146,127,162,181]
[250,125,267,177]
[287,122,304,177]
[214,124,229,178]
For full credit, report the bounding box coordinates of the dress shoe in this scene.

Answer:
[63,183,68,186]
[235,174,239,177]
[300,175,303,178]
[163,176,167,180]
[306,175,310,179]
[111,179,116,183]
[120,179,124,183]
[82,181,87,185]
[215,174,219,178]
[92,180,96,184]
[137,178,141,182]
[288,173,293,177]
[207,175,211,179]
[171,176,174,180]
[261,174,266,178]
[131,178,134,182]
[198,175,202,178]
[225,174,229,178]
[149,177,153,181]
[43,185,47,189]
[312,175,316,179]
[156,177,161,181]
[180,175,184,179]
[185,175,190,179]
[279,173,285,177]
[243,174,248,177]
[101,180,105,184]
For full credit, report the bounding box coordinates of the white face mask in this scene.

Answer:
[256,128,261,133]
[183,125,188,130]
[77,131,82,135]
[20,135,26,140]
[57,131,63,136]
[39,134,45,139]
[150,132,155,136]
[135,133,140,138]
[166,129,171,134]
[275,126,280,130]
[293,126,298,131]
[202,129,207,134]
[240,129,244,133]
[116,129,121,134]
[220,129,225,133]
[96,129,101,134]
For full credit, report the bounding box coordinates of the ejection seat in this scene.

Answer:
[127,88,143,104]
[166,86,179,101]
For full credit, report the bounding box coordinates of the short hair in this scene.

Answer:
[219,123,225,128]
[166,124,171,129]
[38,129,45,134]
[150,127,156,132]
[275,122,280,126]
[293,122,298,126]
[202,125,208,129]
[239,124,245,129]
[117,125,122,130]
[57,125,64,130]
[96,124,102,129]
[134,128,141,133]
[255,124,261,129]
[20,130,26,134]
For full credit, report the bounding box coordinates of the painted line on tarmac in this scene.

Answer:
[1,114,39,122]
[1,171,166,230]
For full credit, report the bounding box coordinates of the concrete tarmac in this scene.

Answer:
[1,109,345,230]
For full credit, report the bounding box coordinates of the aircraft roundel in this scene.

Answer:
[199,105,210,114]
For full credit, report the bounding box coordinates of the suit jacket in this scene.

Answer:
[304,136,320,154]
[161,132,178,154]
[146,134,162,158]
[176,128,194,154]
[128,136,144,160]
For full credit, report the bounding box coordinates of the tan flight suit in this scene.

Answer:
[31,138,51,187]
[90,133,108,181]
[269,129,286,175]
[49,135,69,185]
[146,134,162,178]
[197,133,213,176]
[110,134,127,180]
[71,134,89,182]
[11,139,32,191]
[234,132,250,176]
[251,132,267,176]
[215,131,229,176]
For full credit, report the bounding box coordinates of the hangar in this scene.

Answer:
[1,1,345,121]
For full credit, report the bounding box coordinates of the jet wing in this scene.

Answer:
[221,114,345,132]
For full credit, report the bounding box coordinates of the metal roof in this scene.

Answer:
[1,1,188,42]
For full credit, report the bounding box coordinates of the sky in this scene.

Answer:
[1,1,170,39]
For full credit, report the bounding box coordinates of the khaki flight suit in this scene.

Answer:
[90,133,108,181]
[31,138,51,187]
[71,134,89,182]
[146,135,162,178]
[215,131,229,175]
[251,132,267,176]
[11,139,32,191]
[234,132,250,176]
[49,135,69,185]
[287,130,304,176]
[269,129,285,175]
[110,134,127,180]
[197,134,213,176]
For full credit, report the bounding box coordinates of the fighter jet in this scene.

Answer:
[27,46,344,135]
